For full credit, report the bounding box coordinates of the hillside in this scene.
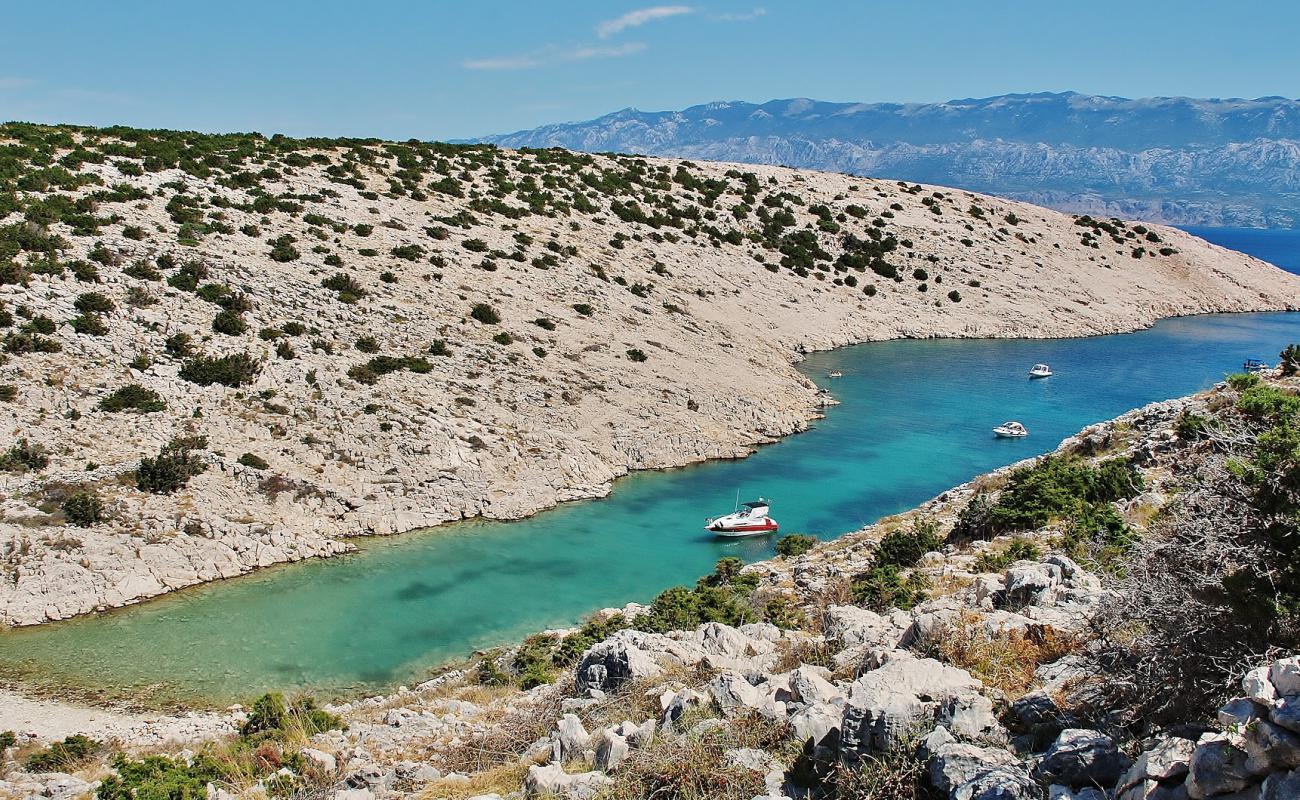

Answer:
[0,121,1296,626]
[473,92,1300,227]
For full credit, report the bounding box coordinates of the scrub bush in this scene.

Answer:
[61,489,105,526]
[99,384,166,413]
[775,533,816,558]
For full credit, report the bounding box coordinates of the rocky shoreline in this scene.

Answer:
[4,372,1299,800]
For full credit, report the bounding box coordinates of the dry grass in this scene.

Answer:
[598,710,797,800]
[420,763,529,800]
[434,688,565,775]
[928,611,1082,697]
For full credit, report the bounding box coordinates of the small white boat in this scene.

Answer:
[1028,364,1053,379]
[827,370,843,379]
[1243,358,1267,374]
[993,421,1029,438]
[706,497,779,537]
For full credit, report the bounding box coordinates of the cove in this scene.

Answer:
[2,309,1298,706]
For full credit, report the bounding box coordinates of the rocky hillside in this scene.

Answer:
[0,122,1296,627]
[474,93,1300,227]
[4,369,1298,800]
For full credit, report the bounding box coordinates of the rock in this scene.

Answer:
[661,688,708,729]
[726,747,773,772]
[927,741,1017,796]
[1033,729,1131,789]
[841,655,983,756]
[556,714,591,762]
[1186,735,1252,799]
[1005,562,1062,605]
[524,763,612,799]
[824,605,904,649]
[952,764,1039,800]
[1242,719,1300,775]
[24,773,94,800]
[331,790,374,800]
[1044,554,1082,580]
[1218,697,1264,727]
[1009,691,1062,732]
[710,671,785,719]
[575,637,663,693]
[1261,768,1300,800]
[345,762,385,788]
[1243,667,1277,705]
[411,765,444,782]
[1117,736,1196,794]
[974,575,1006,609]
[788,665,841,706]
[1050,786,1109,800]
[1270,697,1300,735]
[595,729,630,771]
[1270,656,1300,696]
[628,717,656,748]
[940,693,1007,744]
[791,703,841,749]
[301,748,337,773]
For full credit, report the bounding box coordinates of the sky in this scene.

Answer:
[1,1,1296,141]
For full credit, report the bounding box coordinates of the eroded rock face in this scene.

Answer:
[524,763,611,799]
[841,654,983,756]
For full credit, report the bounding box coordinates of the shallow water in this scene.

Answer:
[1,229,1297,706]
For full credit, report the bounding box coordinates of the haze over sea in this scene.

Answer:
[0,227,1295,706]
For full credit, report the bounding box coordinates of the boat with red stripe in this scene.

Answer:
[706,496,779,537]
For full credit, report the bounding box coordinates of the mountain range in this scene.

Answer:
[472,92,1300,228]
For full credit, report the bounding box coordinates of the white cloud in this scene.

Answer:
[596,5,693,38]
[463,42,647,71]
[715,7,766,22]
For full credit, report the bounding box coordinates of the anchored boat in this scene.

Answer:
[1243,358,1268,373]
[706,497,779,537]
[1028,363,1053,379]
[993,421,1029,438]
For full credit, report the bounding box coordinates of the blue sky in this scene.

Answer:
[1,1,1296,140]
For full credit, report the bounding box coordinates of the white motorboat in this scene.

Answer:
[827,370,843,378]
[993,421,1028,438]
[706,497,779,537]
[1028,363,1053,379]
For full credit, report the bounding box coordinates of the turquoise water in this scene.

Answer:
[0,229,1297,706]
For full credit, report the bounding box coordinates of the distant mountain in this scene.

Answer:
[472,92,1300,227]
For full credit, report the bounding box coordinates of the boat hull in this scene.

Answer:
[707,520,779,537]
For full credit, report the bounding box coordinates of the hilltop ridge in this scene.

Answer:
[0,121,1296,626]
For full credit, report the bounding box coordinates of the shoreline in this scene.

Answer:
[2,307,1293,631]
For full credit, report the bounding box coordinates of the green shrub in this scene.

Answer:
[1282,344,1299,377]
[164,333,193,358]
[573,303,594,317]
[136,435,208,494]
[268,235,300,262]
[850,564,929,611]
[626,348,648,362]
[948,290,962,302]
[533,318,556,331]
[23,734,100,772]
[71,313,109,335]
[321,272,366,302]
[74,291,115,314]
[0,384,16,402]
[238,453,269,470]
[62,489,105,526]
[972,537,1041,572]
[355,335,380,353]
[240,693,343,740]
[492,331,513,345]
[875,517,943,568]
[428,339,450,356]
[0,438,48,473]
[0,731,14,749]
[211,309,247,336]
[469,303,500,324]
[179,352,260,387]
[989,455,1143,533]
[99,384,166,413]
[97,753,223,800]
[775,533,816,558]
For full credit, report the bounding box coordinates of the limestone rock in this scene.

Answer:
[524,763,612,799]
[1032,729,1131,789]
[1186,735,1252,799]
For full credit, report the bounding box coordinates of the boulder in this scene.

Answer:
[824,605,905,649]
[1261,768,1300,800]
[1185,735,1252,800]
[301,748,337,773]
[1218,698,1264,728]
[927,741,1017,796]
[1243,667,1277,705]
[709,671,785,719]
[1050,786,1109,800]
[841,656,982,755]
[594,729,629,771]
[952,764,1039,800]
[790,702,841,749]
[1033,729,1131,789]
[1004,562,1062,605]
[575,636,663,693]
[788,665,842,706]
[941,693,1007,744]
[1116,736,1195,795]
[1270,697,1300,735]
[1270,656,1300,697]
[524,763,612,799]
[556,714,591,762]
[1242,719,1300,776]
[661,687,708,729]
